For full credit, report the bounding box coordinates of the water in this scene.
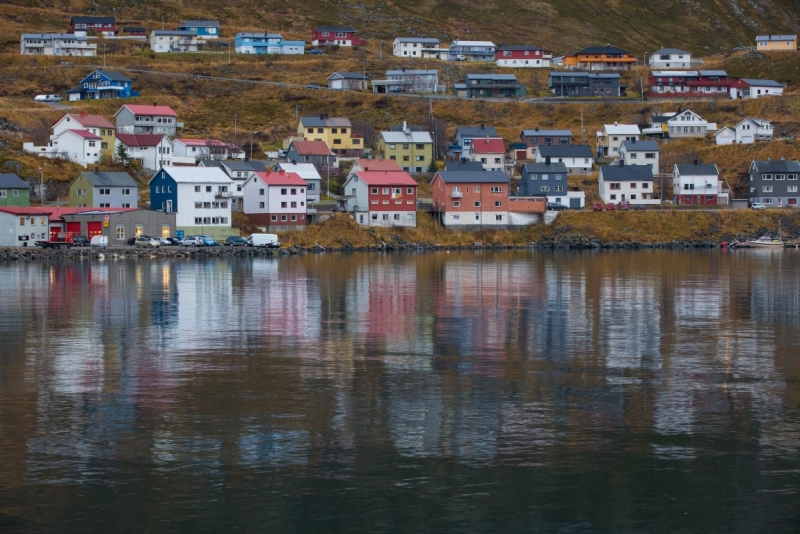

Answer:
[0,250,799,532]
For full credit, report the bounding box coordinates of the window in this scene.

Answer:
[122,203,131,208]
[99,188,110,195]
[416,156,424,161]
[630,153,638,160]
[789,175,797,180]
[610,194,616,200]
[490,186,502,193]
[382,188,389,194]
[116,226,125,240]
[281,188,287,195]
[259,202,265,208]
[271,215,277,221]
[495,215,503,221]
[122,188,131,195]
[788,186,798,193]
[453,201,460,207]
[382,214,389,220]
[371,188,378,194]
[642,183,649,189]
[541,186,550,192]
[100,203,110,208]
[554,186,564,192]
[0,191,5,198]
[630,183,637,189]
[206,186,212,192]
[775,174,785,181]
[494,201,502,207]
[763,186,773,192]
[389,144,396,150]
[281,215,287,221]
[291,215,297,221]
[763,174,772,180]
[371,214,378,220]
[291,202,297,208]
[281,202,287,208]
[393,214,400,220]
[474,201,481,207]
[403,156,410,161]
[19,218,24,226]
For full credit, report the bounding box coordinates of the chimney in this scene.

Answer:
[781,156,785,161]
[320,114,325,120]
[94,166,99,173]
[614,121,618,126]
[535,126,539,132]
[631,138,636,143]
[480,123,485,129]
[153,102,157,107]
[545,155,551,165]
[485,134,489,142]
[619,159,625,166]
[291,159,297,164]
[694,159,698,165]
[403,120,408,133]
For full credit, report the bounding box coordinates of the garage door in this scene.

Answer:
[66,222,81,236]
[87,222,103,238]
[741,136,752,144]
[570,198,581,209]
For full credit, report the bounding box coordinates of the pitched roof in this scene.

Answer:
[523,162,569,173]
[151,30,197,37]
[538,145,593,157]
[180,20,220,28]
[354,170,417,186]
[455,125,498,139]
[651,48,690,55]
[89,70,133,82]
[0,174,30,189]
[66,129,102,140]
[443,160,485,172]
[751,159,800,173]
[0,206,134,220]
[620,140,660,151]
[174,138,239,148]
[436,170,509,184]
[715,127,735,136]
[600,164,654,181]
[465,74,518,81]
[236,32,283,39]
[254,170,308,187]
[380,130,433,144]
[699,70,728,76]
[290,140,335,156]
[451,40,496,47]
[315,26,356,32]
[736,118,772,128]
[737,78,785,87]
[59,113,115,129]
[604,124,641,135]
[755,35,796,41]
[71,16,115,24]
[675,163,719,176]
[386,69,438,76]
[578,45,629,55]
[327,72,368,80]
[299,116,352,128]
[79,171,138,187]
[116,134,168,147]
[394,37,440,44]
[522,129,573,137]
[275,162,321,180]
[152,166,233,184]
[497,45,544,51]
[118,104,177,116]
[470,137,505,154]
[352,159,403,173]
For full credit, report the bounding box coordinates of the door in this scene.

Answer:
[570,198,581,209]
[87,222,103,238]
[66,222,81,236]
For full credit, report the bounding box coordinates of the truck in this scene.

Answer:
[35,232,75,249]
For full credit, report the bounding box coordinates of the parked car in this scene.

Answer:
[634,204,646,211]
[592,202,603,212]
[751,202,766,210]
[135,236,160,248]
[307,49,323,55]
[159,237,181,246]
[34,94,62,102]
[225,236,250,246]
[198,236,219,246]
[331,205,347,213]
[71,236,90,247]
[618,201,630,211]
[248,233,280,248]
[180,236,203,247]
[606,203,616,211]
[90,235,108,247]
[547,202,569,211]
[277,149,288,158]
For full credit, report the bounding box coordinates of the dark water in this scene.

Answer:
[0,250,799,533]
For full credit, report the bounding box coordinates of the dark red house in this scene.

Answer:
[311,26,366,47]
[647,70,731,98]
[495,45,551,67]
[70,16,117,36]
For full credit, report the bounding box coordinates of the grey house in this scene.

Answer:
[748,158,800,207]
[372,69,442,94]
[69,171,139,208]
[62,209,177,243]
[114,104,179,136]
[327,72,368,91]
[520,161,568,196]
[548,72,625,97]
[454,125,498,148]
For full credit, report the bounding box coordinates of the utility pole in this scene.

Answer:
[162,15,165,30]
[379,40,382,60]
[326,160,330,197]
[39,165,44,205]
[103,44,106,68]
[234,113,237,138]
[295,105,299,126]
[250,131,256,160]
[228,41,231,65]
[581,108,585,144]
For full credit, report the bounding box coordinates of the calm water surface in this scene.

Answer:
[0,250,799,533]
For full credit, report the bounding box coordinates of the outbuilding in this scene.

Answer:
[61,208,176,244]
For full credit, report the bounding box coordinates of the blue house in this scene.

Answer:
[234,32,305,55]
[66,70,138,101]
[177,20,220,39]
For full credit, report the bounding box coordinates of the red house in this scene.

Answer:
[70,16,118,36]
[647,70,731,98]
[311,26,366,47]
[341,171,418,227]
[495,45,551,68]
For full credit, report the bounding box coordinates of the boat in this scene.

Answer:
[747,221,785,248]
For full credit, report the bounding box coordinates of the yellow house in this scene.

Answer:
[755,34,797,51]
[377,125,434,174]
[297,115,364,156]
[52,112,116,154]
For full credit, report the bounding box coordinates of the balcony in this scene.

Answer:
[451,191,463,198]
[215,191,232,198]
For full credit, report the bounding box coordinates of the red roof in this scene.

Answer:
[292,140,334,156]
[0,206,138,221]
[354,159,402,172]
[471,137,506,154]
[66,129,102,140]
[119,104,178,117]
[59,113,115,129]
[116,134,168,147]
[355,171,418,186]
[253,170,309,186]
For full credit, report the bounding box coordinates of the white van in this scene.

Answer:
[34,94,63,103]
[248,233,280,248]
[90,235,108,247]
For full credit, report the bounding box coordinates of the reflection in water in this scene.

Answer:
[0,250,799,532]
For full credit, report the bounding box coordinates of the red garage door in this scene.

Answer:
[87,222,103,238]
[66,222,81,237]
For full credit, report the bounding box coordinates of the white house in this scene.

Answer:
[648,48,692,69]
[535,145,594,174]
[666,109,708,138]
[468,137,506,171]
[714,127,736,146]
[730,79,785,100]
[274,162,323,202]
[242,169,309,230]
[342,171,418,227]
[20,33,96,56]
[172,139,244,162]
[116,134,174,170]
[618,139,660,175]
[672,163,726,205]
[598,164,659,205]
[596,123,641,157]
[23,129,103,167]
[148,166,233,239]
[733,119,773,144]
[149,30,200,53]
[51,113,115,143]
[392,37,440,57]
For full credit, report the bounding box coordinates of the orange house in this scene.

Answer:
[563,46,637,71]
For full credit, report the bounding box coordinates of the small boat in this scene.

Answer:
[747,221,785,248]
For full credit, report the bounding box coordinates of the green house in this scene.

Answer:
[69,171,139,208]
[0,174,31,207]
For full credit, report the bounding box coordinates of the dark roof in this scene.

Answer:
[751,159,800,173]
[675,163,719,175]
[0,173,30,189]
[538,145,593,157]
[578,46,629,55]
[80,172,138,187]
[89,70,133,82]
[66,85,83,94]
[180,20,220,28]
[71,16,115,25]
[600,164,653,182]
[123,27,145,32]
[328,72,368,80]
[455,125,498,139]
[443,160,485,171]
[652,48,689,55]
[523,162,569,173]
[436,170,509,184]
[740,79,785,88]
[521,129,572,137]
[620,140,660,151]
[390,124,423,132]
[315,26,356,32]
[497,45,544,51]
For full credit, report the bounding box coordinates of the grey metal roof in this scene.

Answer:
[537,145,593,157]
[620,140,660,151]
[299,116,351,127]
[386,69,438,76]
[315,26,356,32]
[600,165,654,181]
[80,172,138,187]
[443,160,485,171]
[328,72,367,80]
[236,32,283,38]
[522,129,573,137]
[180,20,220,28]
[578,46,629,54]
[455,126,498,139]
[437,170,509,183]
[549,72,620,79]
[394,37,439,44]
[698,70,727,76]
[756,35,796,41]
[523,162,569,173]
[91,70,132,82]
[71,16,115,24]
[151,30,197,36]
[751,159,800,173]
[652,48,689,54]
[0,174,30,189]
[675,163,719,175]
[740,78,785,87]
[222,161,259,172]
[465,74,518,81]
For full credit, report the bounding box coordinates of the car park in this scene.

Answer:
[180,236,203,247]
[592,202,603,212]
[547,202,569,211]
[71,236,90,247]
[618,201,630,211]
[751,202,766,210]
[225,236,251,246]
[135,237,160,248]
[606,203,616,211]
